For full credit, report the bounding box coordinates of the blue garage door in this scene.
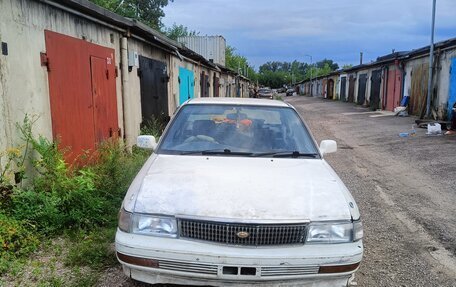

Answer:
[179,67,194,105]
[448,58,456,120]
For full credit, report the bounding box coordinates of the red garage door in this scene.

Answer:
[45,30,118,163]
[385,67,402,112]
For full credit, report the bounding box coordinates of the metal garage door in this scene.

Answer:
[340,76,347,101]
[179,67,194,105]
[45,30,118,162]
[357,74,367,105]
[448,58,456,120]
[348,74,356,103]
[201,71,209,97]
[138,56,169,122]
[370,69,382,110]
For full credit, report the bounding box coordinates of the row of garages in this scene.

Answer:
[0,0,250,161]
[297,38,456,121]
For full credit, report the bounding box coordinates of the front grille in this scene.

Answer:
[261,265,319,277]
[178,219,307,246]
[158,259,218,275]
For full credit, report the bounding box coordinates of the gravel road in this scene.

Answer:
[286,96,456,287]
[98,96,456,287]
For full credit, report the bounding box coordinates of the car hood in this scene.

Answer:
[125,154,355,222]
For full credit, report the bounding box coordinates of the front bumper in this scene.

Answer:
[116,229,363,286]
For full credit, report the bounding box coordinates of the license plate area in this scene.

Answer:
[220,266,258,277]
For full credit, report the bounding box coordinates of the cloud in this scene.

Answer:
[163,0,456,68]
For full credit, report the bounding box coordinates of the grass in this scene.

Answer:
[64,228,117,270]
[0,236,100,287]
[0,116,151,286]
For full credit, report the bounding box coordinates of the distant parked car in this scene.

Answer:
[286,88,295,96]
[258,88,273,99]
[277,87,286,93]
[116,97,363,287]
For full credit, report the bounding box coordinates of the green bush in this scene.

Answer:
[11,189,64,235]
[93,141,150,221]
[11,139,148,234]
[10,132,107,234]
[0,213,40,273]
[11,169,105,234]
[0,116,149,276]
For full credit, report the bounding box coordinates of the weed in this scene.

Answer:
[0,213,40,274]
[0,115,149,282]
[140,114,168,138]
[64,228,117,270]
[0,121,30,208]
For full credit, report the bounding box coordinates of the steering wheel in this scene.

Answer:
[184,135,219,144]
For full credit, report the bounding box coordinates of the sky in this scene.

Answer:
[162,0,456,70]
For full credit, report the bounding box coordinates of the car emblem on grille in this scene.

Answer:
[236,231,250,239]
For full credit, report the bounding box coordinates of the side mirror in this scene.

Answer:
[319,140,337,156]
[137,135,157,150]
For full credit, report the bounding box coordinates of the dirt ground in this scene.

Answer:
[98,96,456,287]
[287,96,456,287]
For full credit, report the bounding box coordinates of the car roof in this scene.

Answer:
[185,97,290,108]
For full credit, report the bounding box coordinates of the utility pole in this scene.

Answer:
[426,0,436,118]
[360,52,363,65]
[305,54,313,96]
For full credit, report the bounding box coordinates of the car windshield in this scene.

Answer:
[259,89,272,93]
[157,104,319,157]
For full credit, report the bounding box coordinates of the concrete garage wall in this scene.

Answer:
[219,73,231,98]
[169,55,185,111]
[403,64,413,100]
[0,0,124,152]
[353,73,360,104]
[364,69,373,106]
[435,48,456,119]
[0,0,253,160]
[168,56,212,108]
[404,48,456,119]
[124,38,171,139]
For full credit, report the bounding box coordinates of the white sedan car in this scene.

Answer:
[116,98,363,287]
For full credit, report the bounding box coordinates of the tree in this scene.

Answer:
[257,59,340,86]
[164,23,199,40]
[258,70,291,88]
[89,0,173,31]
[315,59,339,71]
[225,46,258,81]
[305,63,333,80]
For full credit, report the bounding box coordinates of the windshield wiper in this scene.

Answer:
[180,149,253,156]
[202,149,253,156]
[252,151,318,158]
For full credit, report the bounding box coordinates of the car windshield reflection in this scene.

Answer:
[157,104,319,157]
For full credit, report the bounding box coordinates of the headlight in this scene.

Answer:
[353,220,363,241]
[118,209,178,238]
[118,208,132,232]
[306,221,363,244]
[131,214,178,238]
